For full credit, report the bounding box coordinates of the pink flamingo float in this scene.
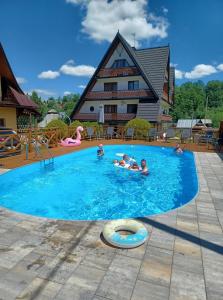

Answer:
[60,126,84,147]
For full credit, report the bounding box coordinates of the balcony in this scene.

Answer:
[74,113,136,121]
[85,89,153,100]
[97,67,139,78]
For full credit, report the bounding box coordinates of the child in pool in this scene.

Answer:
[128,162,140,171]
[97,144,104,157]
[141,159,149,176]
[174,143,183,154]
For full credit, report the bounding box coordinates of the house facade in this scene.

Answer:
[0,43,39,129]
[71,32,175,125]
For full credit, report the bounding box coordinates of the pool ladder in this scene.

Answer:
[34,141,54,167]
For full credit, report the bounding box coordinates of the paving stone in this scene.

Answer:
[148,228,175,250]
[0,240,35,269]
[206,288,223,300]
[17,277,62,300]
[131,280,169,300]
[38,253,80,284]
[55,284,95,300]
[213,197,223,211]
[96,271,134,300]
[80,247,115,271]
[96,255,141,300]
[198,221,222,234]
[170,268,206,300]
[210,189,223,200]
[138,246,173,287]
[174,237,201,257]
[173,252,203,275]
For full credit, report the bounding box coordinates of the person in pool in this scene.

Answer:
[174,143,183,154]
[141,159,149,176]
[128,162,140,171]
[97,144,104,157]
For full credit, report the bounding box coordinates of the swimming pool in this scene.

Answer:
[0,145,198,221]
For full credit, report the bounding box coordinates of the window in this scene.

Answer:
[0,118,5,127]
[104,82,117,91]
[112,59,129,68]
[104,105,117,114]
[128,80,139,90]
[90,106,94,112]
[127,104,138,114]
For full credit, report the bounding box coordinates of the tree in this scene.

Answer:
[171,81,206,121]
[205,81,223,108]
[30,91,48,121]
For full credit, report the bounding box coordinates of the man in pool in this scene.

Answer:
[174,143,183,154]
[97,144,104,157]
[140,159,149,175]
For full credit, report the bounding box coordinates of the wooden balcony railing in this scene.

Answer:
[85,89,153,100]
[74,113,136,121]
[97,67,139,78]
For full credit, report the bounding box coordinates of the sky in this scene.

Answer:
[0,0,223,99]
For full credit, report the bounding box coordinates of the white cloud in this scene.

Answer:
[78,84,86,89]
[162,7,168,14]
[16,77,27,84]
[217,64,223,71]
[175,69,184,79]
[38,70,60,79]
[64,91,72,96]
[66,0,169,47]
[185,64,217,79]
[60,60,95,77]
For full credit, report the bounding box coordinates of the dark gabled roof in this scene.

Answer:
[135,46,170,98]
[0,43,23,93]
[0,43,39,112]
[169,66,175,95]
[10,87,38,110]
[70,32,170,118]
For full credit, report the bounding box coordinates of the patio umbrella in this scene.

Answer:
[98,104,104,124]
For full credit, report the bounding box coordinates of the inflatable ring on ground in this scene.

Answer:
[103,219,148,248]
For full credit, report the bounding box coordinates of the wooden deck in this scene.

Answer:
[0,139,219,170]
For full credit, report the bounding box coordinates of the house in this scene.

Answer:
[0,43,39,130]
[38,109,60,128]
[71,32,175,126]
[177,119,212,129]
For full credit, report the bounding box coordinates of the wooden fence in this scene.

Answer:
[0,125,221,158]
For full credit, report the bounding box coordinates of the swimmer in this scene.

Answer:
[97,144,104,157]
[174,143,183,154]
[141,159,149,176]
[128,162,140,171]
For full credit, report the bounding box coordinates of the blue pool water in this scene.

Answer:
[0,145,198,221]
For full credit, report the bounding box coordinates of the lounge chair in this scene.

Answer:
[147,128,157,141]
[198,130,214,144]
[124,128,134,140]
[86,127,95,140]
[106,127,114,139]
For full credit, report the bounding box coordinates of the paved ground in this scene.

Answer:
[0,152,222,300]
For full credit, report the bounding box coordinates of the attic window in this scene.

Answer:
[112,59,129,68]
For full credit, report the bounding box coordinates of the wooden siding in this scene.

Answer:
[136,102,160,122]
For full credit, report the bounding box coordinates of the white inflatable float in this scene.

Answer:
[103,219,148,248]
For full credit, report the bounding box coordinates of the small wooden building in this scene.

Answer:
[0,43,39,129]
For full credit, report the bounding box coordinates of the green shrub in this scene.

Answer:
[70,120,83,129]
[82,121,103,134]
[125,118,151,139]
[46,119,68,137]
